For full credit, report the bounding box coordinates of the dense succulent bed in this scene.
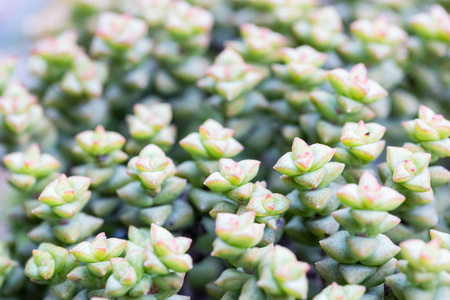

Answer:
[1,0,450,299]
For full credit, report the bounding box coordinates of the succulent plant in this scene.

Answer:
[117,144,188,228]
[143,224,193,274]
[69,125,131,219]
[91,12,151,64]
[104,245,146,297]
[377,107,448,233]
[275,137,344,245]
[317,171,405,287]
[34,174,91,219]
[293,6,345,51]
[29,174,103,245]
[126,100,176,153]
[211,211,266,264]
[126,144,176,191]
[69,232,126,277]
[72,125,128,184]
[385,146,432,193]
[272,45,328,110]
[198,49,264,116]
[227,23,287,64]
[25,242,79,299]
[335,120,386,166]
[29,30,79,81]
[386,230,450,300]
[165,1,213,46]
[204,158,260,202]
[2,143,60,193]
[235,0,315,29]
[243,182,290,229]
[0,83,43,136]
[60,50,108,98]
[305,63,389,146]
[211,212,309,300]
[402,105,450,159]
[178,119,244,185]
[75,125,126,158]
[340,15,408,62]
[410,4,450,44]
[124,224,193,298]
[257,244,310,299]
[274,137,344,188]
[325,63,387,115]
[180,119,243,161]
[120,0,169,28]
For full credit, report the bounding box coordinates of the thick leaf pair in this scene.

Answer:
[293,6,345,51]
[25,243,78,282]
[227,23,286,63]
[0,83,43,134]
[198,49,264,102]
[180,119,243,161]
[126,101,176,153]
[272,45,328,90]
[204,158,260,202]
[2,143,60,193]
[403,105,450,158]
[91,12,152,65]
[341,16,407,61]
[274,137,344,190]
[335,121,386,165]
[128,224,193,275]
[69,232,126,278]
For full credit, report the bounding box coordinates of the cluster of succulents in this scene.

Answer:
[1,0,450,299]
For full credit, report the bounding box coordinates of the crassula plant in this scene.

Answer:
[90,12,150,64]
[211,212,310,300]
[28,30,80,82]
[409,4,450,56]
[402,105,450,159]
[0,82,53,146]
[197,49,264,116]
[2,1,450,299]
[312,63,388,124]
[204,158,260,202]
[292,6,345,51]
[340,15,408,62]
[386,230,450,300]
[335,120,387,183]
[25,243,80,299]
[272,45,328,113]
[274,137,344,245]
[2,143,60,194]
[304,63,389,146]
[227,23,287,64]
[178,118,244,182]
[126,100,176,154]
[317,171,405,287]
[28,174,104,245]
[117,144,189,229]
